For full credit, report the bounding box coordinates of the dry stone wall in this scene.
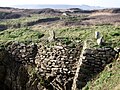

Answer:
[72,47,119,90]
[0,42,38,90]
[35,44,82,90]
[7,42,38,64]
[0,42,119,90]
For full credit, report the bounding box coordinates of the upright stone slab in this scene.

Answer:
[95,31,100,39]
[48,30,55,42]
[97,36,104,46]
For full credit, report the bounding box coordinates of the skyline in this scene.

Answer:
[0,0,120,8]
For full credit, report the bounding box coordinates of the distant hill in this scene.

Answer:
[13,4,104,10]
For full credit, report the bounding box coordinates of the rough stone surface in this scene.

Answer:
[97,36,104,46]
[95,31,100,39]
[35,43,82,90]
[0,42,119,90]
[48,30,55,42]
[72,47,119,90]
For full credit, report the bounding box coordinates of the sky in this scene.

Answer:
[0,0,120,8]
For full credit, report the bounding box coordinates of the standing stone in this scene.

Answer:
[95,31,100,39]
[97,36,104,46]
[48,30,55,42]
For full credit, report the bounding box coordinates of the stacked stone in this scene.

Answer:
[0,48,8,89]
[7,42,37,64]
[35,44,82,90]
[75,47,118,89]
[1,41,118,90]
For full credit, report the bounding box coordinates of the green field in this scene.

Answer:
[0,13,120,90]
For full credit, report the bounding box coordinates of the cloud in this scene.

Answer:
[0,0,95,6]
[0,0,120,7]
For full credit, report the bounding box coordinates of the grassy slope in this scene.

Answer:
[33,24,120,90]
[53,25,120,90]
[83,57,120,90]
[0,14,120,90]
[33,25,120,47]
[0,28,44,45]
[0,14,57,28]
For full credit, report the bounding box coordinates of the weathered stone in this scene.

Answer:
[48,30,55,42]
[110,51,116,55]
[95,31,100,39]
[0,42,119,90]
[85,57,95,60]
[98,51,106,55]
[97,36,104,46]
[54,46,63,50]
[97,48,105,51]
